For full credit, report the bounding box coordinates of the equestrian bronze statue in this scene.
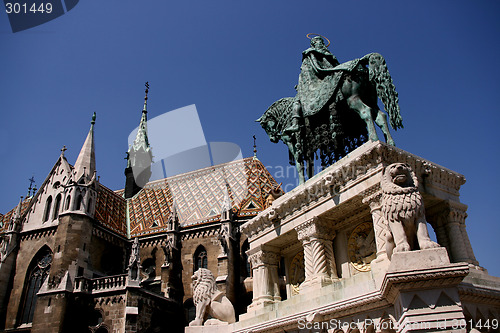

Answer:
[257,35,403,184]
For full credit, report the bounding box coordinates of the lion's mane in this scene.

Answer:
[381,163,424,223]
[192,268,218,306]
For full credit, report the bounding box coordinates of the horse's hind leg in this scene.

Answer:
[296,161,305,184]
[306,158,314,180]
[347,95,379,141]
[375,110,395,146]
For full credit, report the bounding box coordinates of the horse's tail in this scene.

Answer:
[365,53,403,130]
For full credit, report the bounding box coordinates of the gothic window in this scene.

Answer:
[75,194,83,211]
[194,246,207,272]
[241,239,251,278]
[65,195,71,210]
[141,258,156,280]
[43,196,52,222]
[19,247,52,325]
[52,194,62,220]
[87,198,92,213]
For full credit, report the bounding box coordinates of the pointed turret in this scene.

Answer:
[8,196,23,232]
[73,113,96,183]
[125,83,153,199]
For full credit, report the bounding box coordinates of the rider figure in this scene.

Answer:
[285,36,340,134]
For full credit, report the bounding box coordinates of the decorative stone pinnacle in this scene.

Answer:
[143,81,149,113]
[60,145,67,156]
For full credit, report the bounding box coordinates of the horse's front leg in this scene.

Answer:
[284,137,305,185]
[347,95,379,142]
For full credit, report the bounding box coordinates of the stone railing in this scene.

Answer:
[74,274,128,294]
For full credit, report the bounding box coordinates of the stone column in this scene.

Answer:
[247,245,280,310]
[445,201,478,266]
[363,191,389,264]
[430,216,451,255]
[295,217,337,290]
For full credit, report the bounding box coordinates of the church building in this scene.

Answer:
[0,88,282,332]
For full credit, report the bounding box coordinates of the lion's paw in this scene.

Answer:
[420,240,440,250]
[394,243,411,253]
[189,319,203,327]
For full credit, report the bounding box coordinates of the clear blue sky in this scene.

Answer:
[1,1,499,276]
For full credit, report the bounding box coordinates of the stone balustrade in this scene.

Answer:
[74,274,128,294]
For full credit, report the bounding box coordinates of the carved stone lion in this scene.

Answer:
[189,268,236,326]
[381,163,439,259]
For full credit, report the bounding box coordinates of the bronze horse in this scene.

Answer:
[257,38,402,184]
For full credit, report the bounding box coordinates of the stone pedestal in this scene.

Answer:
[185,323,231,333]
[388,247,450,272]
[236,142,500,333]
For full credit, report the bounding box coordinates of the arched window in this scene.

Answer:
[52,194,62,220]
[241,239,251,278]
[19,246,52,324]
[194,245,208,272]
[65,195,71,210]
[43,196,52,222]
[87,198,92,213]
[75,195,83,211]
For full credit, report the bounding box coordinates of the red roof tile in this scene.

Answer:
[95,183,127,236]
[128,158,281,237]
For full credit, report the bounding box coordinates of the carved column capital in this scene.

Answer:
[247,246,280,268]
[432,200,477,265]
[295,217,335,242]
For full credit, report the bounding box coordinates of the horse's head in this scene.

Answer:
[256,117,279,143]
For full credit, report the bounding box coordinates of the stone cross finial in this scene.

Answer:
[27,176,35,196]
[253,135,257,158]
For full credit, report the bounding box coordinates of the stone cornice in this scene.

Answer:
[458,282,500,305]
[20,225,57,241]
[241,141,466,241]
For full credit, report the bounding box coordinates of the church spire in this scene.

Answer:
[124,83,153,199]
[74,113,96,182]
[131,82,151,153]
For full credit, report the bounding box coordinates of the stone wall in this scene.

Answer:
[48,214,93,287]
[4,228,56,329]
[31,292,68,333]
[180,227,221,302]
[126,289,184,333]
[90,229,127,277]
[94,292,127,332]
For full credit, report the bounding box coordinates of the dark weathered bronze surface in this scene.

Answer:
[257,36,403,184]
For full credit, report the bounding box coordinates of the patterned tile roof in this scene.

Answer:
[0,198,32,233]
[129,158,282,237]
[95,183,127,236]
